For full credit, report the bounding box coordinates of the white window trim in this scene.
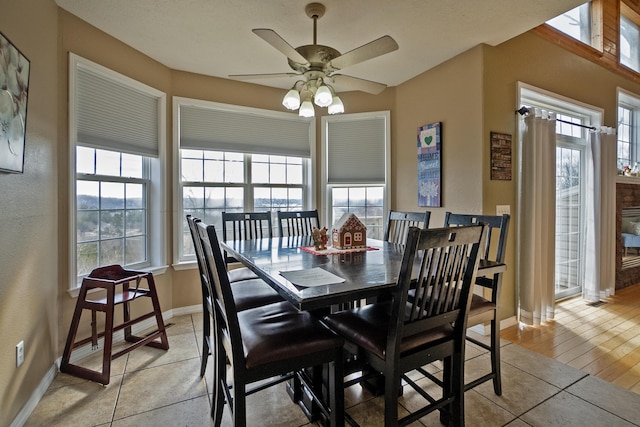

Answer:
[321,111,391,227]
[172,97,316,268]
[617,87,640,184]
[68,54,167,293]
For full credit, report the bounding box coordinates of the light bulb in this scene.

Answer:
[299,100,315,117]
[314,85,333,107]
[328,96,344,115]
[282,89,301,110]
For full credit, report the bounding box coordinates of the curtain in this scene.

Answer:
[517,108,557,325]
[584,127,617,301]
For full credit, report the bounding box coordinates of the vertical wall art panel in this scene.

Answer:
[417,122,441,207]
[0,32,30,173]
[490,131,512,180]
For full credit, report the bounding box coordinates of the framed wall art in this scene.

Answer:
[417,122,441,207]
[0,32,30,173]
[490,131,512,180]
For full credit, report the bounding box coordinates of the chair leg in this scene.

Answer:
[452,352,465,427]
[440,356,453,426]
[200,306,210,377]
[490,317,502,396]
[232,381,247,427]
[329,351,345,427]
[384,367,400,427]
[211,329,225,426]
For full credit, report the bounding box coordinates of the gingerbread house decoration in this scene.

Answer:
[331,213,367,250]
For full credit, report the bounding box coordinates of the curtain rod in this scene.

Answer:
[516,106,597,131]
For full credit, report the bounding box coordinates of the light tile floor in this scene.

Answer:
[25,312,640,426]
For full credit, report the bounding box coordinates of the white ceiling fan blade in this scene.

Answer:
[330,35,399,70]
[332,74,388,94]
[229,72,301,80]
[252,29,309,65]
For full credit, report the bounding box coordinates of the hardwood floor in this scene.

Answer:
[501,283,640,394]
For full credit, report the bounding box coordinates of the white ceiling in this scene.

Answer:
[55,0,585,93]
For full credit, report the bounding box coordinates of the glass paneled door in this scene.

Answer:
[555,131,585,299]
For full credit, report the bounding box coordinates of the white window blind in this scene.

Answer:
[326,115,387,183]
[179,103,313,157]
[75,59,161,157]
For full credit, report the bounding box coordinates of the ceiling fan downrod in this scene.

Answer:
[305,2,325,45]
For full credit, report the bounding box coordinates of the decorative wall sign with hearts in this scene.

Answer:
[417,122,441,207]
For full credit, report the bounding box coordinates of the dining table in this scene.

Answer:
[221,234,507,423]
[221,235,507,312]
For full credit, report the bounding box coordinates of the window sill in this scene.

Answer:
[172,261,197,271]
[67,264,169,298]
[617,175,640,184]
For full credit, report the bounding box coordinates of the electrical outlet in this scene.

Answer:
[16,341,24,367]
[496,205,510,216]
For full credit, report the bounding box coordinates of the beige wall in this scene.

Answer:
[0,1,59,423]
[5,2,640,424]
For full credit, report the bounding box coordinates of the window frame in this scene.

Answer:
[68,54,167,292]
[321,111,391,238]
[518,81,604,301]
[620,2,640,73]
[617,88,640,180]
[173,97,316,267]
[544,0,603,52]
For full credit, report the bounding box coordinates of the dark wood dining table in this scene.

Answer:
[221,234,507,423]
[221,235,507,313]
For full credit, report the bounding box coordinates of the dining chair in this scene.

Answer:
[277,209,320,237]
[383,210,431,244]
[324,224,485,426]
[443,212,510,395]
[186,215,282,377]
[198,222,345,427]
[221,211,273,283]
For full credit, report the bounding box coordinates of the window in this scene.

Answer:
[175,98,314,264]
[617,89,640,176]
[322,111,390,240]
[555,114,588,300]
[621,3,640,73]
[180,150,307,257]
[70,54,166,288]
[546,2,592,45]
[76,147,148,275]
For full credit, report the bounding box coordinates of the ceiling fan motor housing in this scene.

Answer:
[288,45,341,73]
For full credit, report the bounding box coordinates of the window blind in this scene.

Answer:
[179,104,312,158]
[76,64,160,157]
[326,116,387,183]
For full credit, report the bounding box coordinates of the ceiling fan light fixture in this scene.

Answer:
[328,95,344,115]
[314,84,333,107]
[299,99,315,117]
[282,89,301,110]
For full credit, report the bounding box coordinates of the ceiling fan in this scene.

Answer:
[229,2,399,116]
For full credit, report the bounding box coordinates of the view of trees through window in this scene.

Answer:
[546,2,592,45]
[180,149,307,258]
[76,147,148,277]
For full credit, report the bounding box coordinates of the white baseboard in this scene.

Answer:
[9,364,57,427]
[10,305,202,427]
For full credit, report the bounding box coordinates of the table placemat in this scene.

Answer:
[279,267,345,287]
[300,246,380,256]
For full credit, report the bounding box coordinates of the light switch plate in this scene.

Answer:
[496,205,510,216]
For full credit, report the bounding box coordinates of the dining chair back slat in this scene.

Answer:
[277,209,320,237]
[383,210,431,244]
